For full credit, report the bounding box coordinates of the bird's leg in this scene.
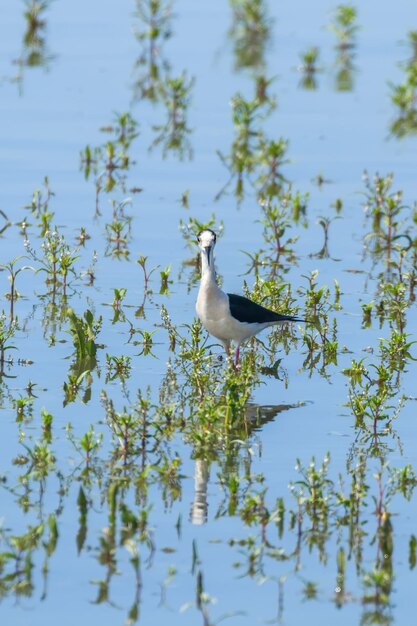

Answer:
[223,341,233,365]
[224,341,238,370]
[235,345,240,367]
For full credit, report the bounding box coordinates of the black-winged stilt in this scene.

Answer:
[196,229,304,365]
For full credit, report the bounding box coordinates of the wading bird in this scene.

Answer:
[196,229,304,365]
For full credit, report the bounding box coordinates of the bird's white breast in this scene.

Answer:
[196,279,275,344]
[196,280,230,340]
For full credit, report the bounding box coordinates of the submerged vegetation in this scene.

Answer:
[11,0,55,91]
[1,1,417,626]
[390,30,417,137]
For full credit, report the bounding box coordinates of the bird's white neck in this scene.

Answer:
[200,248,216,284]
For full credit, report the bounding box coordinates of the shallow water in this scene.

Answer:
[1,1,417,625]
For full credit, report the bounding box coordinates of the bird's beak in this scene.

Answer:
[204,245,212,264]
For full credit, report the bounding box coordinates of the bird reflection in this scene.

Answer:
[190,459,210,525]
[189,401,304,525]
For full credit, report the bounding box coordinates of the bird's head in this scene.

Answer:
[197,229,216,264]
[197,229,216,249]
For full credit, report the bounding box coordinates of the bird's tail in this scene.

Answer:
[277,314,307,323]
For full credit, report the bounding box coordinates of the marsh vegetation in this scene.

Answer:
[1,1,417,625]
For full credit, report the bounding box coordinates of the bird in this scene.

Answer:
[196,229,305,365]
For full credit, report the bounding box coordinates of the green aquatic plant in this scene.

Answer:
[255,137,289,200]
[371,281,409,333]
[329,5,358,91]
[387,464,417,501]
[134,329,157,357]
[37,288,71,345]
[0,256,34,319]
[298,47,321,90]
[134,0,173,48]
[217,90,291,203]
[300,320,338,378]
[14,394,33,422]
[106,354,132,383]
[310,215,341,260]
[67,423,103,467]
[378,330,416,379]
[90,482,156,613]
[63,308,102,405]
[157,310,271,459]
[225,450,417,617]
[390,82,417,117]
[159,265,172,295]
[23,176,54,236]
[0,514,58,598]
[0,208,11,236]
[332,197,344,213]
[79,144,97,181]
[107,287,128,324]
[334,48,356,91]
[389,31,417,137]
[133,0,173,102]
[329,4,358,49]
[299,46,320,73]
[290,454,333,560]
[100,390,184,509]
[254,74,275,104]
[105,198,132,259]
[216,90,275,202]
[63,369,95,406]
[360,173,417,330]
[295,271,341,378]
[22,1,52,59]
[151,72,194,159]
[362,172,410,262]
[0,313,18,377]
[228,0,271,72]
[40,408,53,444]
[299,270,341,318]
[345,356,395,429]
[76,226,91,247]
[105,112,139,149]
[81,112,139,212]
[364,173,400,241]
[26,227,80,296]
[343,329,412,446]
[256,188,308,272]
[358,462,415,621]
[111,287,127,309]
[223,451,371,590]
[102,141,128,192]
[136,254,158,296]
[105,354,132,383]
[406,30,417,63]
[179,189,190,208]
[12,0,54,90]
[20,440,56,480]
[66,308,102,362]
[101,389,149,461]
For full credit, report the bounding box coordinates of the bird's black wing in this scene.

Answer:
[227,293,303,324]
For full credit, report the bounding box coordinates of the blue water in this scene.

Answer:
[1,1,417,624]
